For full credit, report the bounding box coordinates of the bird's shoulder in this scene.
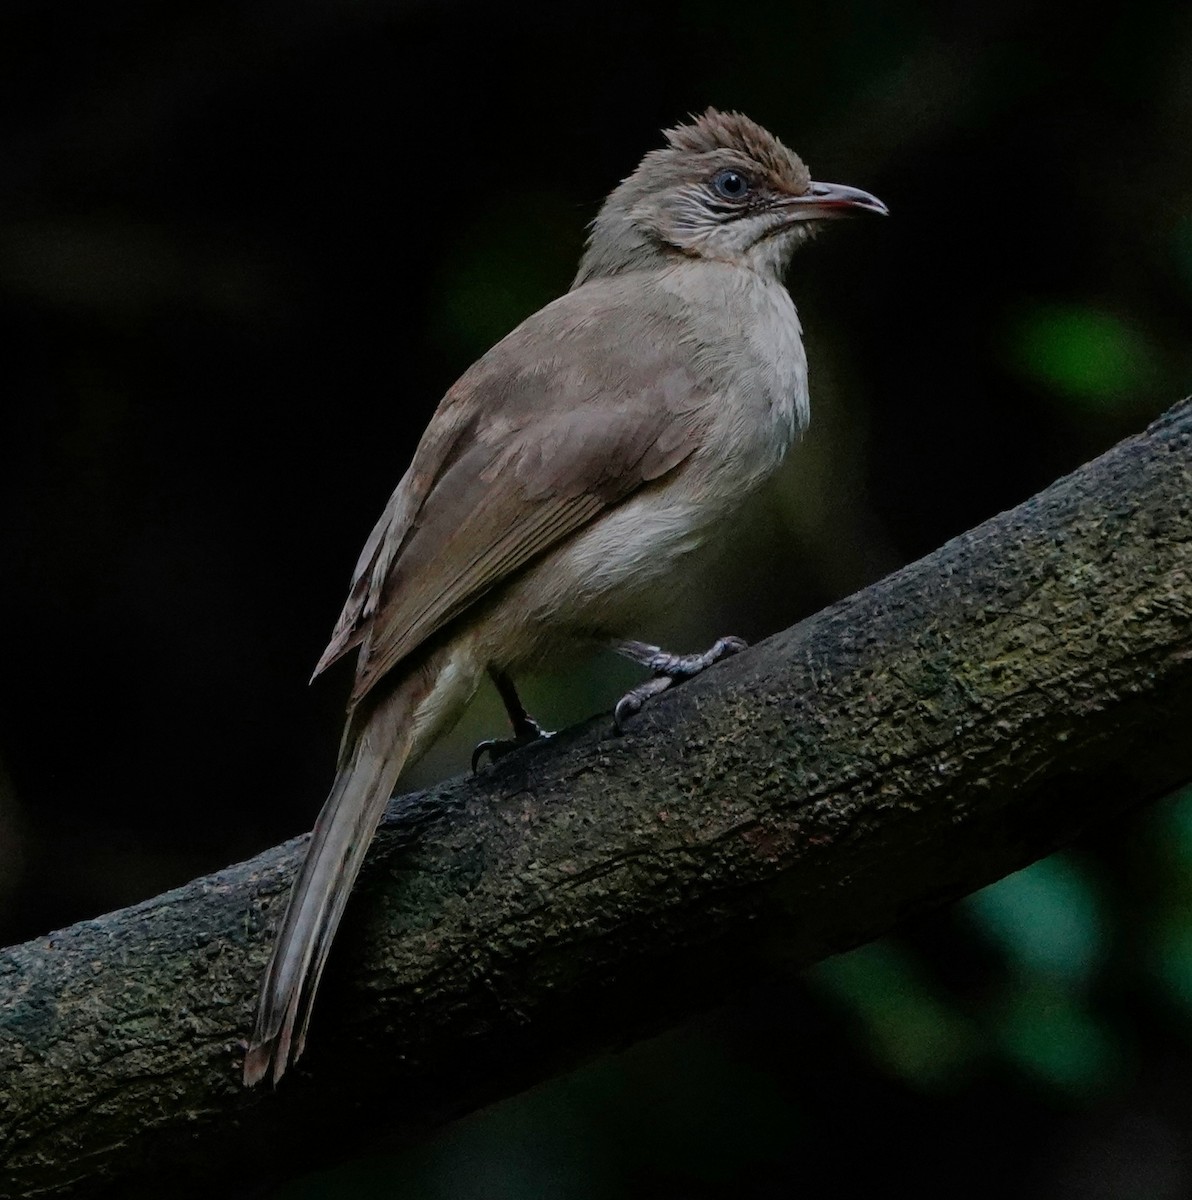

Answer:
[442,271,725,427]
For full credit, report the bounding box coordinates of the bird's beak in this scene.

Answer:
[778,180,889,221]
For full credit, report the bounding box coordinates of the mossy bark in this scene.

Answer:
[3,400,1191,1199]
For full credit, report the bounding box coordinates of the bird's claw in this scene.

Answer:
[613,635,748,733]
[613,675,673,732]
[471,722,554,772]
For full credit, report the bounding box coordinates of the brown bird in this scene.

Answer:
[243,108,886,1086]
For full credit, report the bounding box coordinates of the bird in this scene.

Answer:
[243,108,886,1086]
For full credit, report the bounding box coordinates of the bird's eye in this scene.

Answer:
[711,170,751,201]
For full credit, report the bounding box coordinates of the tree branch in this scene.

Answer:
[3,400,1192,1199]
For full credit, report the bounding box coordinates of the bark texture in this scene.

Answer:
[2,399,1191,1199]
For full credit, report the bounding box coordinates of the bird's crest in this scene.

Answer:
[662,108,809,193]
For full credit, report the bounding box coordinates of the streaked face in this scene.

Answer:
[635,151,887,277]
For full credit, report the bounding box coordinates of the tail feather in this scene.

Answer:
[243,679,420,1087]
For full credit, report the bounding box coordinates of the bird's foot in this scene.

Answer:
[472,718,555,772]
[613,636,748,732]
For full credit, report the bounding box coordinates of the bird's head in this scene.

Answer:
[575,108,887,286]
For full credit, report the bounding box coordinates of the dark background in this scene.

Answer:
[3,0,1192,1196]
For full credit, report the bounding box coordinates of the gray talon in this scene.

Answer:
[472,723,553,772]
[613,635,748,731]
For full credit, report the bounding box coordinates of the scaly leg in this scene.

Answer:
[612,636,748,732]
[471,670,554,772]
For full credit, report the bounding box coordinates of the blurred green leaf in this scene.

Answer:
[1142,787,1192,1016]
[809,941,979,1088]
[1156,783,1192,866]
[1147,914,1192,1018]
[992,979,1120,1096]
[964,854,1103,986]
[1003,302,1156,411]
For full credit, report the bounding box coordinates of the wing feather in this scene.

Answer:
[315,277,719,706]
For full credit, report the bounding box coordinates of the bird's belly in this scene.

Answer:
[484,482,721,666]
[555,485,715,607]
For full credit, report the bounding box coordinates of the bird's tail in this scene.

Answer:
[243,670,429,1087]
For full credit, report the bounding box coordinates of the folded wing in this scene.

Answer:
[314,278,717,708]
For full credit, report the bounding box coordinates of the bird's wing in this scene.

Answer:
[313,279,716,706]
[312,399,474,679]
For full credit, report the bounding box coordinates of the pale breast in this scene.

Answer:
[747,275,809,454]
[489,264,811,656]
[666,261,809,494]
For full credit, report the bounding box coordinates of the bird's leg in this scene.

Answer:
[471,670,554,772]
[612,636,748,732]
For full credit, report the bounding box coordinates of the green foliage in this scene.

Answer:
[809,942,980,1089]
[1003,303,1158,412]
[964,854,1104,986]
[989,978,1121,1095]
[1143,786,1192,1015]
[805,790,1192,1110]
[811,852,1129,1099]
